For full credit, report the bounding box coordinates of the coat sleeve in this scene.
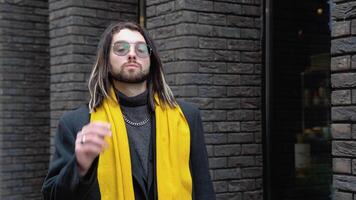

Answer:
[180,103,216,200]
[41,111,98,200]
[190,109,216,200]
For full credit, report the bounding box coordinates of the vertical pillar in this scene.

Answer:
[49,0,138,152]
[331,1,356,199]
[0,0,49,199]
[146,0,263,199]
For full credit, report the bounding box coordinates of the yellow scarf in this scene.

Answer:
[90,87,192,200]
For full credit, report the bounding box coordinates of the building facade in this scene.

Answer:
[0,0,354,200]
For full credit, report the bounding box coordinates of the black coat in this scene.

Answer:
[42,101,216,200]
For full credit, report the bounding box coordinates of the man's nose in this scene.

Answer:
[127,46,136,60]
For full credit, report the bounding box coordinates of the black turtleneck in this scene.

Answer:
[115,89,151,180]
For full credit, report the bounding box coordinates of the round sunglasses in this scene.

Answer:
[112,41,152,58]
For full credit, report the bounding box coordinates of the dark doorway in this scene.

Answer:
[265,0,332,199]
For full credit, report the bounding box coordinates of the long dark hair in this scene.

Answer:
[88,21,176,112]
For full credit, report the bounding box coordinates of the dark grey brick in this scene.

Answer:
[146,0,171,6]
[164,62,199,74]
[156,1,174,15]
[334,175,356,192]
[156,36,198,50]
[198,62,227,73]
[227,39,258,51]
[334,191,352,200]
[228,132,255,143]
[175,73,213,85]
[240,98,260,109]
[241,5,260,16]
[333,158,351,173]
[227,15,255,27]
[352,159,356,175]
[198,13,226,25]
[241,144,261,155]
[332,124,352,139]
[331,56,351,71]
[209,157,228,168]
[171,85,198,97]
[149,25,176,39]
[179,98,214,110]
[227,110,255,121]
[332,21,351,37]
[214,98,240,109]
[240,75,261,85]
[205,133,227,144]
[215,144,241,156]
[213,181,228,193]
[333,141,356,157]
[227,86,260,97]
[214,2,241,14]
[214,50,241,62]
[332,2,356,20]
[214,168,242,180]
[175,48,216,61]
[243,190,262,200]
[228,156,255,167]
[352,19,356,35]
[201,110,227,121]
[227,63,255,74]
[214,121,241,132]
[176,23,213,36]
[212,26,240,38]
[241,51,261,62]
[146,5,156,17]
[199,86,226,97]
[331,73,356,88]
[147,10,198,28]
[176,0,213,11]
[331,37,356,55]
[352,89,356,104]
[332,106,356,121]
[216,192,242,200]
[241,167,262,178]
[352,124,356,139]
[240,28,260,39]
[332,90,351,105]
[352,55,356,69]
[199,37,227,49]
[228,179,255,192]
[213,75,240,86]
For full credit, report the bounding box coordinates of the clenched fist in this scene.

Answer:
[75,122,112,177]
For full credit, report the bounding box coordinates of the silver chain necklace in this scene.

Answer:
[122,114,150,127]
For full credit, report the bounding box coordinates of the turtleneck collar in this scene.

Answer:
[115,89,148,107]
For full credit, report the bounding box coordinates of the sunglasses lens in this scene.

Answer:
[113,42,129,56]
[112,42,151,58]
[136,43,150,58]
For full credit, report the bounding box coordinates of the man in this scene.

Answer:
[42,21,215,200]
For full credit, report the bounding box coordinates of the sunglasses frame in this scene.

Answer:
[112,41,152,58]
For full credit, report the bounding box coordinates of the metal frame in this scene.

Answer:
[138,0,146,27]
[263,0,272,199]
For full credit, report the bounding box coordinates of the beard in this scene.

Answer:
[110,63,149,84]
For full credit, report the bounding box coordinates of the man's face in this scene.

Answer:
[109,28,151,84]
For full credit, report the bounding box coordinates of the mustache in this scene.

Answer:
[123,61,142,68]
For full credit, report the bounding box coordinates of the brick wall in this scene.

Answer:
[49,0,138,151]
[331,1,356,199]
[146,0,263,199]
[0,0,49,199]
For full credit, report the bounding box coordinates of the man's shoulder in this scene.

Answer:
[60,105,90,127]
[177,100,200,118]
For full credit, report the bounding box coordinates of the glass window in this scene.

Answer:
[267,0,332,199]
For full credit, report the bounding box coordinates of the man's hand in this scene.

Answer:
[75,122,112,177]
